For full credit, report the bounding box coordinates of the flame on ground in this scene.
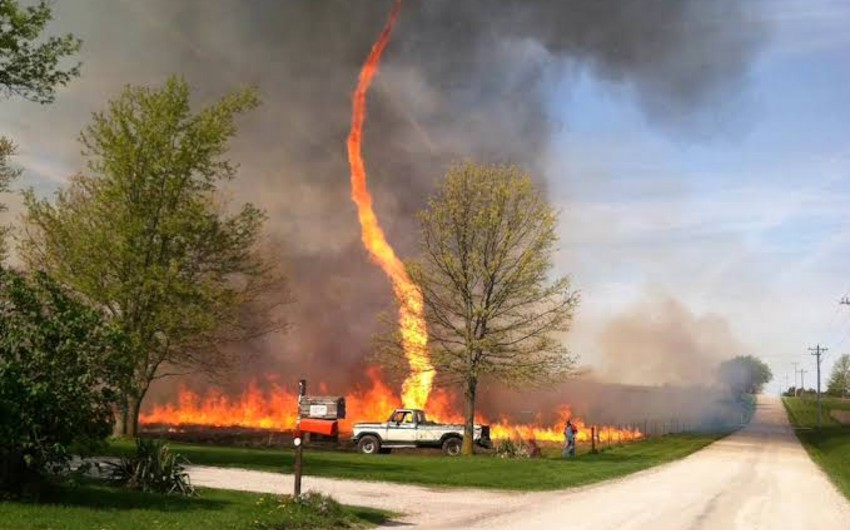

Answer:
[139,372,643,443]
[345,0,433,410]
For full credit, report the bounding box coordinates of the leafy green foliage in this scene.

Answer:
[381,162,578,454]
[0,268,128,496]
[0,0,81,103]
[718,355,773,395]
[107,438,195,496]
[0,137,20,261]
[21,76,288,436]
[827,354,850,397]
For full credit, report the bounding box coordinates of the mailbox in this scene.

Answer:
[299,418,339,437]
[298,395,346,420]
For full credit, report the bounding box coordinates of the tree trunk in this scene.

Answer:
[112,391,144,438]
[126,394,141,438]
[461,377,478,456]
[112,397,128,437]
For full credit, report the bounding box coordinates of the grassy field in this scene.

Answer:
[783,396,850,500]
[0,482,389,530]
[106,432,727,491]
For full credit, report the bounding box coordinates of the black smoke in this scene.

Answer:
[30,1,766,401]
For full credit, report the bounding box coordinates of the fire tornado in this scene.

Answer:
[346,0,434,409]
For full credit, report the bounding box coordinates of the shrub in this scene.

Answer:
[107,438,195,496]
[0,268,129,496]
[253,491,363,529]
[494,438,531,459]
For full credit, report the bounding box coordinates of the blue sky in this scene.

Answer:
[544,0,850,387]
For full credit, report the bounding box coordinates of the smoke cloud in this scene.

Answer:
[2,1,766,397]
[597,292,747,387]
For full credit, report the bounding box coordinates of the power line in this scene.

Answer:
[809,344,827,428]
[793,362,800,396]
[826,296,850,349]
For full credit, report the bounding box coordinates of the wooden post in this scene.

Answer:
[591,426,596,453]
[294,379,306,497]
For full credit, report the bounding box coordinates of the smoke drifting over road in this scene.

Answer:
[5,1,766,404]
[598,293,747,387]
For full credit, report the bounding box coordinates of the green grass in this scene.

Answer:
[0,482,390,530]
[783,396,850,500]
[105,433,727,492]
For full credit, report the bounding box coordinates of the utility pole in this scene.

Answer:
[792,362,800,396]
[785,373,790,395]
[809,345,828,428]
[800,369,807,395]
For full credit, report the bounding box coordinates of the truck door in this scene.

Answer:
[387,410,417,442]
[413,410,439,444]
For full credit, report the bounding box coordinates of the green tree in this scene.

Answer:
[827,354,850,398]
[385,162,579,455]
[718,355,773,395]
[0,138,20,261]
[20,77,287,437]
[0,0,81,104]
[0,0,81,259]
[0,267,129,495]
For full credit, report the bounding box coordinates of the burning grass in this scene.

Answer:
[140,371,644,445]
[105,433,727,491]
[783,397,850,500]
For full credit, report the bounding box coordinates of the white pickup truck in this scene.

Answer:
[352,408,491,456]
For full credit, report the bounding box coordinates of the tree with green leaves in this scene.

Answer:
[0,138,20,261]
[718,355,773,395]
[0,267,129,495]
[382,162,579,456]
[827,354,850,398]
[20,77,289,437]
[0,0,81,260]
[0,0,81,104]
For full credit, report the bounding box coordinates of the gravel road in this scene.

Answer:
[189,396,850,529]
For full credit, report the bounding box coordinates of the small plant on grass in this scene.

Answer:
[253,491,364,529]
[107,438,195,496]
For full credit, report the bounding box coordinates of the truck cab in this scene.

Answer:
[352,408,490,456]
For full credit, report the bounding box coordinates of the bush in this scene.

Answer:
[494,438,531,459]
[253,491,364,529]
[107,438,195,496]
[0,269,129,496]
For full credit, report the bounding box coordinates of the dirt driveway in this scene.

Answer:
[188,396,850,529]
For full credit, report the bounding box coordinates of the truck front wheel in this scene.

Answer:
[357,435,381,455]
[442,437,462,456]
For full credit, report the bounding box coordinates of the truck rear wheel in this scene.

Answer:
[442,437,462,456]
[357,435,381,455]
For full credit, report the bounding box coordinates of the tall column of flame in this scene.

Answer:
[346,0,433,409]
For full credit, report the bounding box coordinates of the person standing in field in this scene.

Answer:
[562,419,577,458]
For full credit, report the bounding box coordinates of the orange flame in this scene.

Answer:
[140,373,643,444]
[346,0,433,409]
